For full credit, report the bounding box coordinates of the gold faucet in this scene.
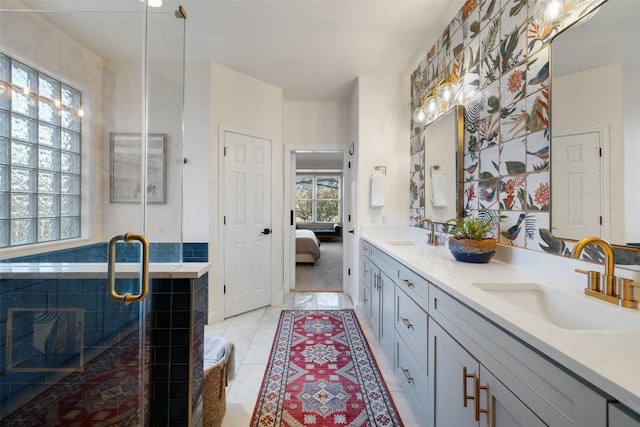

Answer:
[415,217,439,246]
[572,236,618,305]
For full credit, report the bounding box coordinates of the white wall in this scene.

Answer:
[356,75,410,228]
[352,75,410,303]
[284,101,350,147]
[183,61,211,242]
[209,62,284,322]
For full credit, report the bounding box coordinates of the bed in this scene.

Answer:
[296,229,321,265]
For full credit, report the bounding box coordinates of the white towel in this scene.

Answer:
[431,174,448,207]
[370,175,385,207]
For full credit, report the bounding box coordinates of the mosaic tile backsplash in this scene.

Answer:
[410,0,616,258]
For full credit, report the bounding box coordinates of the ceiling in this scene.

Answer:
[13,0,465,102]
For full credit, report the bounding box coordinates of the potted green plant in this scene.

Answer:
[448,216,497,263]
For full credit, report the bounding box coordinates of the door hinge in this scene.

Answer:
[348,214,351,222]
[224,146,227,156]
[599,147,602,157]
[600,216,603,225]
[223,216,226,225]
[224,285,226,294]
[348,161,351,169]
[348,268,351,276]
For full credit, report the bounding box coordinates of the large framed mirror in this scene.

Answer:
[550,0,640,247]
[423,105,464,222]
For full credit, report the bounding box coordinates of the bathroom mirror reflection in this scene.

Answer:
[423,105,464,222]
[550,0,640,247]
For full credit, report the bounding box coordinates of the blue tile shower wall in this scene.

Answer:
[149,274,208,426]
[0,274,208,424]
[0,277,140,420]
[1,242,208,263]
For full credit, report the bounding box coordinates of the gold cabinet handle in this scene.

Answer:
[108,232,150,304]
[462,367,475,408]
[400,278,414,288]
[475,379,490,424]
[401,317,414,329]
[400,367,414,384]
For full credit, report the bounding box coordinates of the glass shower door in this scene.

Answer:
[0,2,185,425]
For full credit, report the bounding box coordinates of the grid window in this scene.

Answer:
[295,175,341,223]
[0,53,82,248]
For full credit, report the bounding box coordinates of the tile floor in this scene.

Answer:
[204,292,420,426]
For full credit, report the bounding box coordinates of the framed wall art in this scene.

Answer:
[110,133,167,203]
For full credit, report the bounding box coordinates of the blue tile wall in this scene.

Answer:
[1,242,208,264]
[0,274,208,424]
[0,277,139,421]
[149,274,208,426]
[182,243,209,263]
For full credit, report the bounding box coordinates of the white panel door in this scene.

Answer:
[224,130,272,317]
[551,131,601,240]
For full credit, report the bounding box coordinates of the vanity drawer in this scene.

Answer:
[370,245,397,273]
[395,332,429,422]
[363,241,372,259]
[394,262,429,309]
[395,286,428,375]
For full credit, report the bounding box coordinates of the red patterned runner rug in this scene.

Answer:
[251,309,404,427]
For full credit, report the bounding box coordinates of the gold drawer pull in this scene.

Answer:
[462,367,475,407]
[401,317,414,329]
[476,379,490,424]
[400,278,414,288]
[401,367,414,384]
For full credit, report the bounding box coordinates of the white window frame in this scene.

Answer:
[295,173,342,224]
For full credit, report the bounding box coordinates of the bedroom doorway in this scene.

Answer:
[284,149,349,294]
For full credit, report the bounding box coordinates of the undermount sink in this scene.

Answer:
[472,282,640,331]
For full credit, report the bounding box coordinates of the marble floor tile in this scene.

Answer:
[243,329,277,364]
[222,363,267,426]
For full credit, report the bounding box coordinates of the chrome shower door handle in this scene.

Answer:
[108,232,150,304]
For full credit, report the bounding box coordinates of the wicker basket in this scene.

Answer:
[203,342,234,427]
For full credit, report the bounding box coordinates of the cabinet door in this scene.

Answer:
[369,267,381,341]
[363,283,372,319]
[480,366,547,427]
[429,320,478,427]
[610,403,640,427]
[362,257,373,320]
[379,270,395,357]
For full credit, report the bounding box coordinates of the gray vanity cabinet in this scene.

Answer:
[429,320,546,427]
[610,403,640,427]
[362,242,395,357]
[362,256,373,319]
[429,284,608,427]
[429,319,478,427]
[360,239,637,427]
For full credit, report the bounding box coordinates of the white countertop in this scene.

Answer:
[360,227,640,414]
[0,262,211,279]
